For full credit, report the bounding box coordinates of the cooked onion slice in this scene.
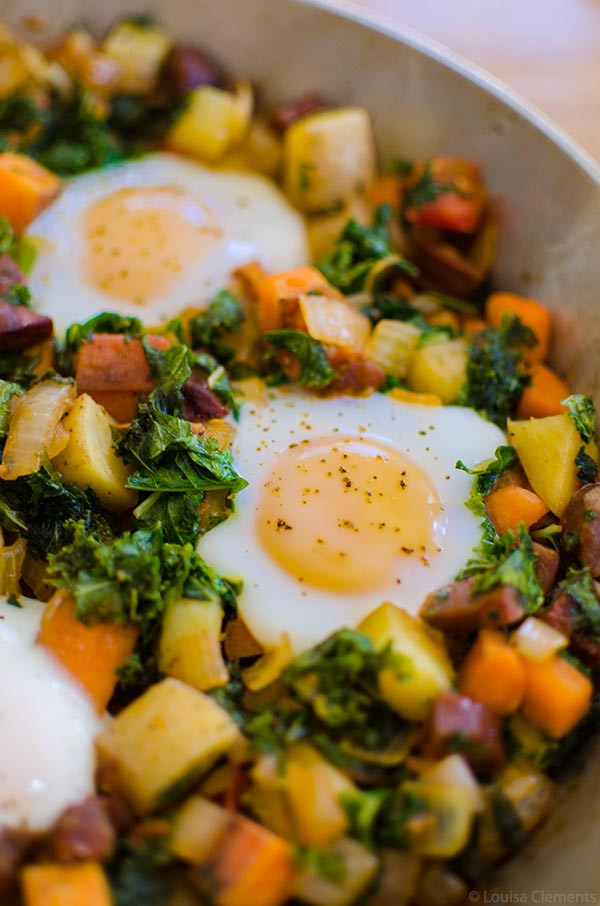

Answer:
[0,379,75,480]
[299,293,371,352]
[0,538,26,596]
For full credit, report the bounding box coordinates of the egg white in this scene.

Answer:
[0,595,102,830]
[26,152,309,334]
[197,391,505,654]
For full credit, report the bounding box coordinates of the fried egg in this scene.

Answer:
[0,595,102,830]
[197,391,505,654]
[26,152,309,334]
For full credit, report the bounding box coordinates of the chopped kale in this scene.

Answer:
[142,340,191,415]
[0,380,22,436]
[3,284,31,307]
[575,446,599,484]
[292,845,347,883]
[457,445,518,519]
[0,349,41,387]
[0,215,38,274]
[460,525,544,613]
[27,90,123,175]
[0,460,115,559]
[108,837,177,906]
[363,294,424,326]
[263,329,336,388]
[415,324,459,347]
[457,316,534,427]
[214,630,409,772]
[108,93,180,146]
[317,204,416,294]
[190,290,245,361]
[403,160,452,211]
[0,93,41,136]
[563,394,596,444]
[559,568,600,641]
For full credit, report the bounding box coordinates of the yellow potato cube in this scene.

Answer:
[285,743,355,845]
[101,20,172,94]
[96,677,240,814]
[359,603,455,721]
[365,319,422,378]
[283,108,376,213]
[168,83,253,163]
[291,837,379,906]
[507,413,581,516]
[159,598,228,691]
[52,393,137,512]
[408,337,467,404]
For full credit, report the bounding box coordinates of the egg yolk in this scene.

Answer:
[83,186,222,304]
[256,435,446,594]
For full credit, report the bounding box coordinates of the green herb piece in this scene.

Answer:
[190,290,245,361]
[341,788,390,849]
[142,340,191,416]
[403,160,451,211]
[559,568,600,641]
[0,216,13,254]
[292,845,347,884]
[263,329,336,388]
[4,284,31,307]
[575,447,599,484]
[0,93,41,136]
[456,445,518,519]
[363,294,424,326]
[457,316,534,427]
[563,394,596,444]
[108,836,177,906]
[0,380,22,436]
[461,525,544,613]
[9,236,37,275]
[6,594,21,608]
[390,157,413,177]
[317,204,416,294]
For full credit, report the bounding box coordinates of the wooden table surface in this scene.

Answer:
[352,0,600,162]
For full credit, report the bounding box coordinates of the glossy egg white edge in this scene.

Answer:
[0,596,103,831]
[198,391,505,653]
[26,152,309,334]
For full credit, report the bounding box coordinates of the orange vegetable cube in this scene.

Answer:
[460,629,526,715]
[485,292,551,363]
[39,590,138,712]
[522,654,593,738]
[0,152,61,234]
[516,363,570,418]
[257,265,338,331]
[485,485,549,535]
[21,862,112,906]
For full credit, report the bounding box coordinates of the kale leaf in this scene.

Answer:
[559,568,600,641]
[460,525,544,613]
[190,290,245,361]
[317,204,416,294]
[108,837,177,906]
[563,394,596,444]
[456,445,518,519]
[214,629,409,772]
[575,447,599,484]
[457,316,534,427]
[263,329,336,388]
[0,460,115,559]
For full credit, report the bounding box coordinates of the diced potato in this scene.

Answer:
[283,108,377,213]
[299,294,371,353]
[101,20,173,94]
[168,82,253,163]
[359,603,455,721]
[306,195,372,260]
[496,762,555,832]
[52,393,137,512]
[507,413,581,516]
[159,598,228,691]
[242,634,293,691]
[365,320,422,378]
[291,837,379,906]
[400,781,476,858]
[408,338,467,404]
[284,743,355,845]
[172,795,295,906]
[96,677,240,814]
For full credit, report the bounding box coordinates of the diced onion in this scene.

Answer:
[0,379,76,480]
[420,754,484,813]
[299,293,371,352]
[0,538,26,596]
[242,634,293,692]
[513,616,567,661]
[365,319,421,378]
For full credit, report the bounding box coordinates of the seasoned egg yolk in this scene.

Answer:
[83,186,221,304]
[257,436,446,593]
